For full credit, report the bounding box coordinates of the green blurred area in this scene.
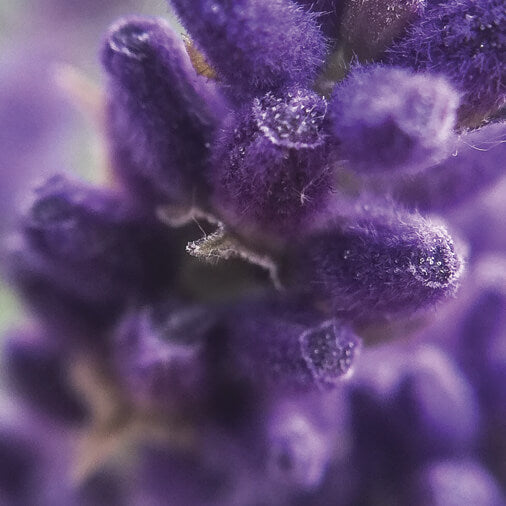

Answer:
[0,287,22,335]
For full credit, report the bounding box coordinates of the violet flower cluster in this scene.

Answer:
[1,0,505,504]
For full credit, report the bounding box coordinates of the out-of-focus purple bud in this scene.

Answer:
[296,1,345,39]
[9,175,178,329]
[265,400,334,490]
[328,66,459,174]
[348,345,480,503]
[222,302,360,391]
[393,346,480,456]
[102,17,223,209]
[4,329,88,425]
[446,179,506,259]
[168,0,327,101]
[340,0,425,60]
[393,121,506,212]
[409,460,506,506]
[211,88,332,242]
[114,300,215,410]
[457,256,506,415]
[283,202,464,318]
[352,345,479,454]
[387,0,506,125]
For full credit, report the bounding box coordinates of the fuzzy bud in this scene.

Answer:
[168,0,327,101]
[222,303,360,391]
[328,65,459,174]
[9,175,178,327]
[102,17,222,209]
[211,87,332,242]
[283,202,464,318]
[387,0,506,125]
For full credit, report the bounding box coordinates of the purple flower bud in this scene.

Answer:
[223,303,360,391]
[114,300,215,410]
[393,121,506,212]
[328,65,459,174]
[387,0,506,125]
[168,0,327,101]
[4,329,88,425]
[348,344,480,503]
[410,460,506,506]
[9,175,178,328]
[266,401,333,490]
[296,1,345,39]
[340,0,425,60]
[283,202,464,318]
[211,88,332,241]
[446,179,506,258]
[393,347,480,455]
[457,256,506,415]
[102,17,223,209]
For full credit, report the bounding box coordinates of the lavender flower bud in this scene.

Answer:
[394,347,480,456]
[340,0,425,60]
[266,403,333,489]
[223,303,360,391]
[283,203,464,318]
[447,179,506,258]
[349,345,480,501]
[211,88,332,241]
[393,121,506,212]
[102,17,222,209]
[458,256,506,414]
[387,0,506,125]
[4,330,88,424]
[410,460,506,506]
[114,300,215,409]
[168,0,327,101]
[328,66,459,174]
[9,175,178,326]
